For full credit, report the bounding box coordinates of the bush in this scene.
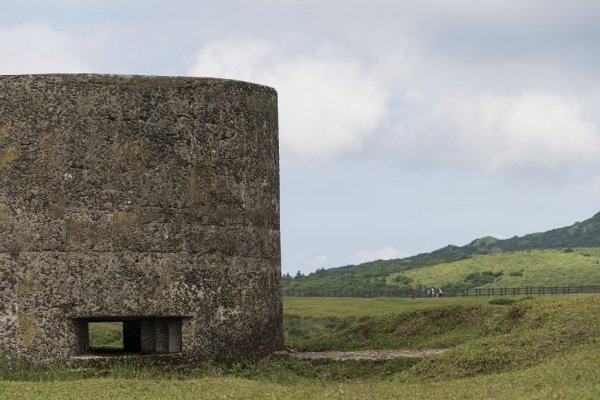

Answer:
[463,271,503,286]
[518,296,534,302]
[392,274,413,285]
[509,271,523,277]
[489,298,515,305]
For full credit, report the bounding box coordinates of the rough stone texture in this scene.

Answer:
[0,74,282,363]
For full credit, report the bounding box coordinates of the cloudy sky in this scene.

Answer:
[2,1,600,274]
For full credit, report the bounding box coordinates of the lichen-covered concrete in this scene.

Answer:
[0,74,282,363]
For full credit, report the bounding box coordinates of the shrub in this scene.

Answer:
[489,298,515,305]
[463,271,503,287]
[518,296,534,302]
[392,274,413,285]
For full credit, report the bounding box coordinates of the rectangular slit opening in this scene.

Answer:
[77,317,182,356]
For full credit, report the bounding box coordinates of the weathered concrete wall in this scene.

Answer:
[0,74,282,363]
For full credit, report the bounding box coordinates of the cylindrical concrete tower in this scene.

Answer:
[0,74,282,363]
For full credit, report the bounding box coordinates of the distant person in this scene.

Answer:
[426,288,431,298]
[437,288,444,297]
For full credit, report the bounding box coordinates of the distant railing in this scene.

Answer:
[283,286,600,298]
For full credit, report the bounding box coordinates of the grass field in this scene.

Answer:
[3,294,600,399]
[2,347,600,400]
[283,296,495,343]
[284,295,493,317]
[389,247,600,289]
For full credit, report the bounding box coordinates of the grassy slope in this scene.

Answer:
[285,247,600,293]
[291,304,507,351]
[395,247,600,289]
[290,295,600,379]
[3,295,600,399]
[283,296,492,343]
[2,350,600,400]
[285,211,600,292]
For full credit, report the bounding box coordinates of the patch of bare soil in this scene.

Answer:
[275,349,448,361]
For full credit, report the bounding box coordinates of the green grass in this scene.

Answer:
[4,295,600,398]
[284,295,493,317]
[283,296,493,345]
[283,296,496,345]
[89,322,123,349]
[291,303,513,352]
[392,247,600,289]
[2,349,600,400]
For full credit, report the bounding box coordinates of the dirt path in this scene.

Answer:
[275,349,448,361]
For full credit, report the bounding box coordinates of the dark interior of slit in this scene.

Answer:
[80,318,182,355]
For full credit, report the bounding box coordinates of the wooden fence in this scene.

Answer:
[283,286,600,298]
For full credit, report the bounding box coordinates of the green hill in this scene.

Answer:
[391,248,600,290]
[284,211,600,292]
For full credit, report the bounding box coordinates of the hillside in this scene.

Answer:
[391,248,600,290]
[284,211,600,292]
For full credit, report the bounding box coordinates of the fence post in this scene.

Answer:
[282,285,600,299]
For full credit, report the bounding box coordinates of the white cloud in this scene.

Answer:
[187,39,389,159]
[0,24,89,74]
[355,246,405,264]
[401,91,600,173]
[368,42,600,176]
